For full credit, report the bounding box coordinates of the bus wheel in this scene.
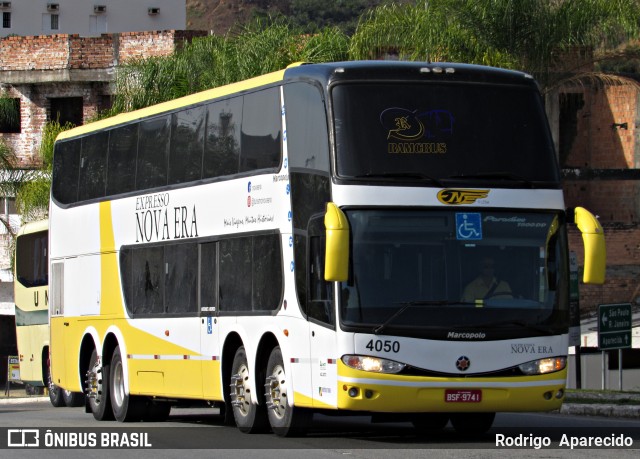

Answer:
[110,346,144,422]
[450,412,495,436]
[87,349,114,421]
[412,413,449,433]
[62,390,85,407]
[229,346,268,433]
[47,359,65,407]
[264,346,311,437]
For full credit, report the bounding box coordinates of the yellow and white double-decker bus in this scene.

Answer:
[14,220,83,406]
[49,61,605,435]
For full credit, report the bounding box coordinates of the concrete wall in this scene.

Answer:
[567,353,640,391]
[0,0,186,37]
[559,82,640,317]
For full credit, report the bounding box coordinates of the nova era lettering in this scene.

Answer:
[174,206,198,239]
[136,205,198,242]
[510,344,555,354]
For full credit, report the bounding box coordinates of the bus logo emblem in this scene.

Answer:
[437,189,489,205]
[456,356,471,371]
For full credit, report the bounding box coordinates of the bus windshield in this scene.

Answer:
[332,82,560,186]
[16,231,48,288]
[339,209,569,338]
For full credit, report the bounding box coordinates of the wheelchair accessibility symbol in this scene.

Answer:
[456,213,482,240]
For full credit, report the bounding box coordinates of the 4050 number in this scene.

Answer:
[365,339,400,353]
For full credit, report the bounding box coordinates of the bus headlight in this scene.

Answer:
[341,355,406,374]
[518,357,566,375]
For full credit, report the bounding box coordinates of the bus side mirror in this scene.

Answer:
[574,207,606,284]
[324,202,349,282]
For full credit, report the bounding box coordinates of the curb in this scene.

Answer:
[560,403,640,419]
[0,397,49,405]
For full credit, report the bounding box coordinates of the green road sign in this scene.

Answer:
[598,303,632,350]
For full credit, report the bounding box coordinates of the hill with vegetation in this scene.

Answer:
[186,0,406,35]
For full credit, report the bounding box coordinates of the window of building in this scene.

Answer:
[2,12,10,29]
[0,197,16,216]
[0,97,20,133]
[51,14,59,30]
[49,97,83,126]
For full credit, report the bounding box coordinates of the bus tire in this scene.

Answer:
[450,412,495,436]
[264,346,311,437]
[110,346,144,422]
[49,384,65,407]
[88,349,114,421]
[62,390,85,407]
[47,358,65,407]
[229,346,269,433]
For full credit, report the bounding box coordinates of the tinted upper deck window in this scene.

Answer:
[332,83,559,185]
[137,115,170,190]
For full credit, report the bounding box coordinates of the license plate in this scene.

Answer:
[445,389,482,403]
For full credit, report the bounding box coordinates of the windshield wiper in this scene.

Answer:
[374,300,475,335]
[449,171,536,188]
[353,172,444,187]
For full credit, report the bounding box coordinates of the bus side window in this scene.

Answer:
[137,115,170,190]
[169,106,205,185]
[203,97,242,179]
[79,131,108,201]
[107,123,138,195]
[240,87,281,172]
[52,138,81,205]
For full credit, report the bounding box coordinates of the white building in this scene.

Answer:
[0,0,185,37]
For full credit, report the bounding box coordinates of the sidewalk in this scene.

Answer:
[1,384,49,405]
[561,389,640,419]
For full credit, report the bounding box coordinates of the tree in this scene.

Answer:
[109,1,640,114]
[0,138,36,236]
[14,120,73,222]
[349,0,640,90]
[110,18,349,112]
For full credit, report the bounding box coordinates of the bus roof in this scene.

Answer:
[55,65,294,141]
[55,61,537,142]
[284,61,536,88]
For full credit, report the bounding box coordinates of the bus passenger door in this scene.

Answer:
[307,233,338,408]
[200,242,222,400]
[309,319,338,409]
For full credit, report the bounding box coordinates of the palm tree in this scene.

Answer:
[349,0,640,91]
[0,138,38,275]
[14,120,72,223]
[0,139,35,231]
